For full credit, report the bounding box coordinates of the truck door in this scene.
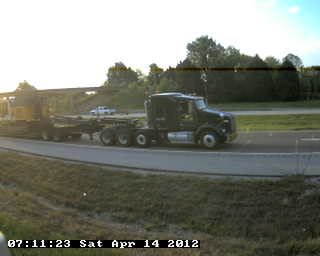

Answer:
[153,103,168,129]
[177,100,198,130]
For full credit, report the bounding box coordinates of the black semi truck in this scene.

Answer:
[100,93,237,149]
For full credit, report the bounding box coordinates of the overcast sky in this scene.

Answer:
[0,0,319,92]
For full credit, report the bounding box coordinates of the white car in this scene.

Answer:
[90,106,116,115]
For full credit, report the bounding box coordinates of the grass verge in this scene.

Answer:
[1,152,320,255]
[209,100,320,109]
[237,114,320,131]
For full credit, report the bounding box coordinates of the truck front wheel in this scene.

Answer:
[53,131,67,142]
[199,131,218,149]
[41,130,52,141]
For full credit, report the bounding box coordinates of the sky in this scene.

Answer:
[0,0,319,92]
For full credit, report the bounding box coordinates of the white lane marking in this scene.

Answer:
[269,133,272,136]
[300,138,320,142]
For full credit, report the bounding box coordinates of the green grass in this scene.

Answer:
[237,114,320,131]
[209,100,320,110]
[1,152,320,255]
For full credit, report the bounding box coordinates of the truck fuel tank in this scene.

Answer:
[167,131,195,144]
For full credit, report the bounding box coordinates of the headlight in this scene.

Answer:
[219,113,224,118]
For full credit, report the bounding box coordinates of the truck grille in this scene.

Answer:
[223,114,236,133]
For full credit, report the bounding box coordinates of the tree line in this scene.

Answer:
[12,35,320,110]
[104,35,320,106]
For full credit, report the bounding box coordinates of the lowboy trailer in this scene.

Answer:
[0,89,137,142]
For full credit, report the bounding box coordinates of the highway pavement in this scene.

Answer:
[68,130,320,153]
[219,130,320,153]
[0,130,320,177]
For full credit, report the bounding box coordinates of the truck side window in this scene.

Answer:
[178,101,194,121]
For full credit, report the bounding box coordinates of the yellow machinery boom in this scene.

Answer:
[0,93,50,121]
[0,87,100,121]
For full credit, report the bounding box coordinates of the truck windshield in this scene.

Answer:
[195,99,207,110]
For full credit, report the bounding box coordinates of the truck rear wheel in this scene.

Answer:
[53,131,67,142]
[199,131,218,149]
[100,129,115,146]
[134,131,150,148]
[71,133,82,140]
[41,130,52,141]
[117,130,132,147]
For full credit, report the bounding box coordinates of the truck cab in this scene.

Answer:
[145,93,237,148]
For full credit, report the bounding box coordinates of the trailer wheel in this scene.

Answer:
[100,129,115,146]
[134,131,150,148]
[199,131,218,149]
[41,130,52,141]
[71,133,82,140]
[116,130,132,147]
[53,131,67,142]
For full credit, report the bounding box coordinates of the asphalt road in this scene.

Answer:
[220,131,320,153]
[69,130,320,153]
[0,130,319,177]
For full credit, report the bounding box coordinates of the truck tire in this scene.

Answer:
[116,130,132,147]
[199,131,218,149]
[53,131,67,142]
[100,129,115,146]
[71,133,82,140]
[134,131,150,148]
[41,130,52,141]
